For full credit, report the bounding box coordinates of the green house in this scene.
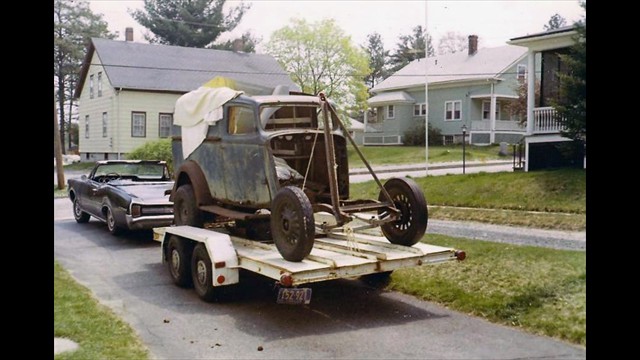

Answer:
[366,35,532,146]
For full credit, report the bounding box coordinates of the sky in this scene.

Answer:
[88,0,585,52]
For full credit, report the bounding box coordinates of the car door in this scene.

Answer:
[221,104,271,207]
[84,167,107,218]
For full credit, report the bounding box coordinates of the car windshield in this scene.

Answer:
[260,104,335,131]
[94,163,168,180]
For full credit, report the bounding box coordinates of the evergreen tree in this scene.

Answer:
[388,25,434,72]
[363,33,389,88]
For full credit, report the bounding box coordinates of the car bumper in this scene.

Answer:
[125,215,174,230]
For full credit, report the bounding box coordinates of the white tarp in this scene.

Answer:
[174,86,244,158]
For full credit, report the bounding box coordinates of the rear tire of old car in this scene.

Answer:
[106,206,124,235]
[167,235,193,288]
[378,177,428,246]
[271,186,315,262]
[191,243,217,302]
[73,198,90,223]
[174,184,204,227]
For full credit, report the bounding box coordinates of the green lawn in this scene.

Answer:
[350,169,586,230]
[348,144,509,167]
[54,261,149,359]
[63,161,95,171]
[391,235,586,346]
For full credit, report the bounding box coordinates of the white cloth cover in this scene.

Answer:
[174,86,244,158]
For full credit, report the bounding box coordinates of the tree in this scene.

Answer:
[265,19,370,112]
[131,0,250,48]
[363,32,389,88]
[212,31,261,53]
[553,2,586,142]
[437,31,468,55]
[544,13,567,31]
[54,0,114,153]
[504,80,540,125]
[388,25,434,72]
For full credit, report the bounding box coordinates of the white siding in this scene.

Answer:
[77,51,182,157]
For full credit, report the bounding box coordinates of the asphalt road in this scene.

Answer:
[54,204,585,359]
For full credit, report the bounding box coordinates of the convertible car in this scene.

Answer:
[68,160,174,235]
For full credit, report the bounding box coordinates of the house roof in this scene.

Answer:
[509,25,576,42]
[371,45,527,94]
[367,91,416,106]
[508,25,578,52]
[74,38,298,98]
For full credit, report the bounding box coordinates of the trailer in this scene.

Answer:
[155,221,466,304]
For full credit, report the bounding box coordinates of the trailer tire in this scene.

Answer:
[167,235,193,288]
[191,243,217,302]
[174,184,204,228]
[378,177,428,246]
[73,198,90,223]
[271,186,315,262]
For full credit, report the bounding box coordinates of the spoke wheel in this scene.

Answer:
[173,184,204,227]
[378,177,428,246]
[270,186,315,262]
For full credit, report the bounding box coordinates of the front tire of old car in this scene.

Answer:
[73,198,90,223]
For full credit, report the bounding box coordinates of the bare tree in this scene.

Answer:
[437,32,468,55]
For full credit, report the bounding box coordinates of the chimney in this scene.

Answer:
[468,35,478,56]
[125,27,134,42]
[232,38,244,52]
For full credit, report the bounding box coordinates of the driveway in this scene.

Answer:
[54,201,585,359]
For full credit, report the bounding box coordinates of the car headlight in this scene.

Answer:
[131,204,142,218]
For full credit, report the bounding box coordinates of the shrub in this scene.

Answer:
[127,138,173,175]
[403,123,443,146]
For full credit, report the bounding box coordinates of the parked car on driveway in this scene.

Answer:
[68,160,174,235]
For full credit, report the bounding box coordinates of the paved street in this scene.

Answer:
[54,216,585,359]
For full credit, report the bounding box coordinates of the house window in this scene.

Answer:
[97,72,103,97]
[517,64,527,83]
[159,113,173,138]
[102,112,108,137]
[85,115,90,138]
[131,112,146,138]
[89,74,94,99]
[386,105,395,119]
[445,100,461,121]
[413,103,426,116]
[482,101,501,120]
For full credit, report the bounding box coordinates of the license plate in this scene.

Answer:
[277,288,312,305]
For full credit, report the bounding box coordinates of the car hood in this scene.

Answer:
[110,180,174,203]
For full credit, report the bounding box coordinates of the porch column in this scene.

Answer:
[526,50,535,135]
[489,83,496,144]
[363,108,368,132]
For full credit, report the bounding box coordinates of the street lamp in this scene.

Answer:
[461,124,467,174]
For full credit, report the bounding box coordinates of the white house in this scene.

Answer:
[74,32,297,161]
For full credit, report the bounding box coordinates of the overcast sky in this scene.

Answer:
[88,0,585,52]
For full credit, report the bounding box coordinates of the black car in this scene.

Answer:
[68,160,174,235]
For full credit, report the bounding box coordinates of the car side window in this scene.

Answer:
[228,106,256,135]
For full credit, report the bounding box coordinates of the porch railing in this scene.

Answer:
[363,134,403,145]
[471,120,525,132]
[532,107,564,134]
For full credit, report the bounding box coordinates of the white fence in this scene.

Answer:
[533,107,564,133]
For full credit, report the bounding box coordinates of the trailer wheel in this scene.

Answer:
[378,177,428,246]
[191,243,217,302]
[167,235,193,288]
[271,186,315,262]
[73,198,90,223]
[174,184,204,227]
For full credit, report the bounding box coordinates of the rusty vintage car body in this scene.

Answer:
[68,160,175,235]
[170,88,428,262]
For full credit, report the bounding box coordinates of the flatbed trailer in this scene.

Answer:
[155,224,465,304]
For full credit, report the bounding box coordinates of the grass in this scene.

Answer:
[54,185,68,199]
[347,144,508,167]
[351,169,586,214]
[63,162,95,171]
[54,261,150,359]
[390,235,586,346]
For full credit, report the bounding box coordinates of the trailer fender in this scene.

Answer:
[160,226,239,286]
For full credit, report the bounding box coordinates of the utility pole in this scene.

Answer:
[54,91,65,190]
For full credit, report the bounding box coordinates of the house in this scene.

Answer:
[74,30,298,161]
[508,25,585,171]
[366,35,532,146]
